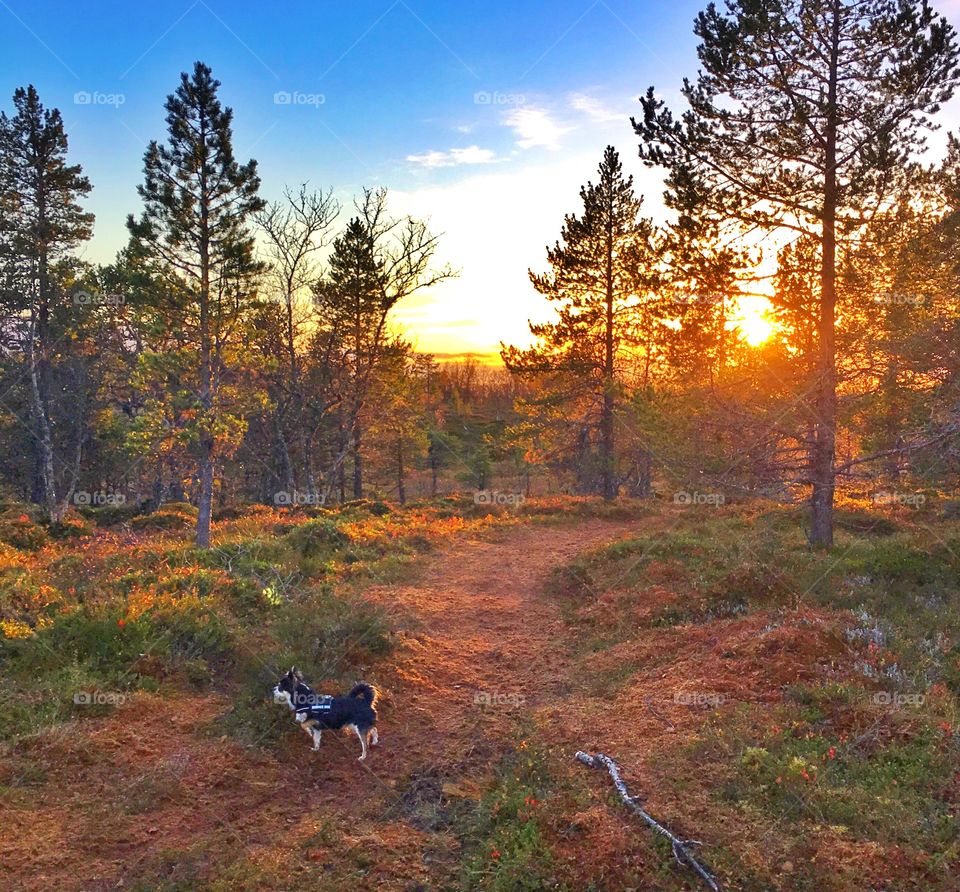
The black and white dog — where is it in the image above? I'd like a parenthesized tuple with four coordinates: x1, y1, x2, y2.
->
(272, 667, 380, 760)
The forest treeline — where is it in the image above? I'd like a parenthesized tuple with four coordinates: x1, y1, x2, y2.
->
(0, 64, 533, 547)
(3, 0, 960, 547)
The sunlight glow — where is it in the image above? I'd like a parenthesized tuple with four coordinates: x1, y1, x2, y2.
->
(732, 297, 775, 346)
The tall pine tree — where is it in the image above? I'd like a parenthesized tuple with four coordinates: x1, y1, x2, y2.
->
(0, 86, 93, 521)
(318, 216, 388, 499)
(128, 62, 264, 547)
(635, 0, 959, 544)
(502, 146, 662, 499)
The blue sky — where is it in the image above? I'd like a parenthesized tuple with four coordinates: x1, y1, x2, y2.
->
(2, 0, 958, 355)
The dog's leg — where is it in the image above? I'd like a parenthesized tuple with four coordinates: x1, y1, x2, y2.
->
(370, 727, 379, 746)
(351, 725, 368, 760)
(311, 728, 322, 751)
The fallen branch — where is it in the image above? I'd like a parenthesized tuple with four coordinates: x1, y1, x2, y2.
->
(643, 695, 676, 732)
(575, 751, 721, 892)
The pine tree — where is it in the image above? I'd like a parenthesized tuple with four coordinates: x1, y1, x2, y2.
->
(636, 0, 959, 544)
(0, 86, 93, 521)
(502, 146, 662, 500)
(316, 188, 452, 499)
(128, 61, 264, 547)
(319, 216, 387, 499)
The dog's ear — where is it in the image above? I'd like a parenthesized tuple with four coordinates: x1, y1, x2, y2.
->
(292, 666, 303, 681)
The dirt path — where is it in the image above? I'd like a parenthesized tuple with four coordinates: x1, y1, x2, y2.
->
(3, 518, 639, 892)
(363, 519, 638, 767)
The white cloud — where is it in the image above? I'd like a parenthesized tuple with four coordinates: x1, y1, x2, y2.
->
(406, 145, 500, 168)
(503, 106, 572, 150)
(569, 92, 623, 124)
(389, 151, 667, 356)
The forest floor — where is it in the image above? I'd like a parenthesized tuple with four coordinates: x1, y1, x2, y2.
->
(0, 497, 957, 890)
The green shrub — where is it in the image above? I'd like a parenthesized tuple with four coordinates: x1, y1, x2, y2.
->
(162, 501, 199, 518)
(0, 515, 48, 550)
(462, 747, 559, 891)
(864, 541, 955, 585)
(726, 720, 954, 847)
(1, 603, 233, 693)
(131, 508, 195, 532)
(48, 517, 93, 539)
(82, 502, 143, 527)
(834, 508, 900, 537)
(285, 518, 351, 556)
(340, 498, 392, 516)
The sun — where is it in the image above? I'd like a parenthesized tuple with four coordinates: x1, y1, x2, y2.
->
(732, 298, 775, 346)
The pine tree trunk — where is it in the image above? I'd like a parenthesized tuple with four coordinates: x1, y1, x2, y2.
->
(600, 207, 616, 501)
(31, 446, 44, 505)
(29, 340, 60, 522)
(196, 115, 214, 548)
(274, 409, 295, 497)
(29, 237, 63, 522)
(352, 417, 363, 499)
(396, 437, 406, 505)
(303, 433, 318, 504)
(337, 423, 346, 504)
(632, 448, 652, 498)
(811, 0, 840, 548)
(150, 463, 164, 512)
(196, 437, 214, 548)
(29, 237, 67, 523)
(169, 458, 186, 502)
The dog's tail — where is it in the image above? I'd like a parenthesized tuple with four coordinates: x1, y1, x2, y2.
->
(348, 682, 378, 707)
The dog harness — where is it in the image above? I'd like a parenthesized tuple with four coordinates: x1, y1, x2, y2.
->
(294, 694, 334, 723)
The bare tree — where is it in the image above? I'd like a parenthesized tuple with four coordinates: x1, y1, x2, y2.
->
(257, 184, 339, 499)
(318, 188, 455, 498)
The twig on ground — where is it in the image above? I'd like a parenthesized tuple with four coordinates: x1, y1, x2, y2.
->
(575, 750, 721, 892)
(643, 695, 676, 731)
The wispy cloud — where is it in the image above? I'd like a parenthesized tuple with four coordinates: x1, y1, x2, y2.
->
(406, 145, 501, 168)
(569, 92, 623, 124)
(503, 107, 571, 150)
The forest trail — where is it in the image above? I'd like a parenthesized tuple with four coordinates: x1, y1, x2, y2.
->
(2, 517, 645, 892)
(361, 518, 643, 767)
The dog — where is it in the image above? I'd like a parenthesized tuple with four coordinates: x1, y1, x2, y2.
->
(272, 667, 380, 760)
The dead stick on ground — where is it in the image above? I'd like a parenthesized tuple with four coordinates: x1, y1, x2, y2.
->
(575, 751, 721, 892)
